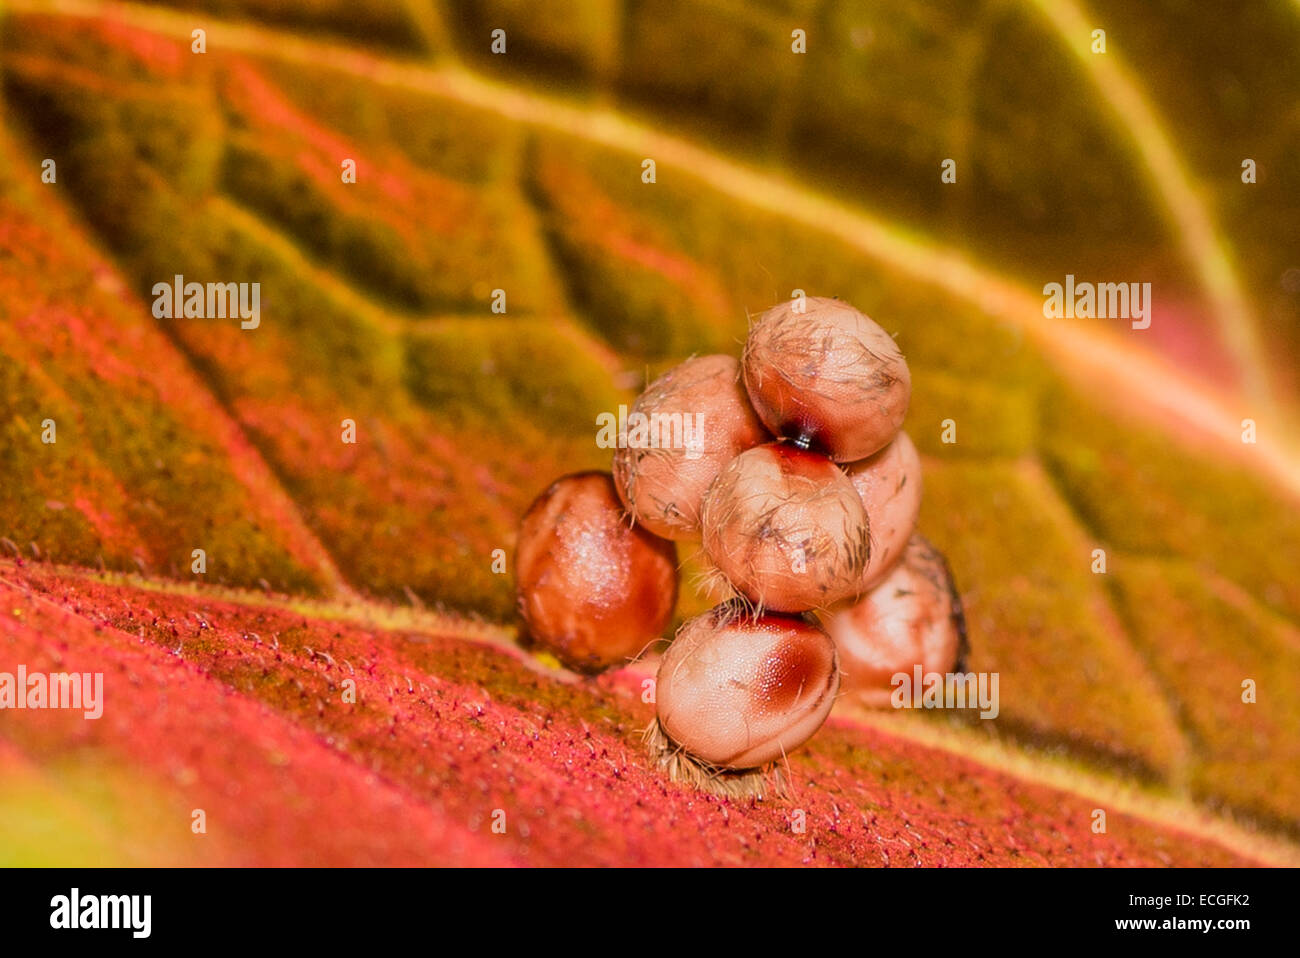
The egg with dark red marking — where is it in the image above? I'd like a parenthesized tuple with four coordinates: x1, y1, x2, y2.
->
(742, 296, 910, 462)
(701, 442, 869, 613)
(515, 472, 678, 673)
(655, 606, 840, 768)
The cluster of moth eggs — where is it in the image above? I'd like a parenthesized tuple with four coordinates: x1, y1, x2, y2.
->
(514, 296, 964, 797)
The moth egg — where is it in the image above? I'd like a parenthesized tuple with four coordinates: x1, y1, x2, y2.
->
(843, 430, 922, 592)
(818, 534, 965, 706)
(515, 471, 678, 673)
(655, 605, 840, 769)
(701, 441, 869, 613)
(612, 354, 769, 540)
(742, 296, 910, 462)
